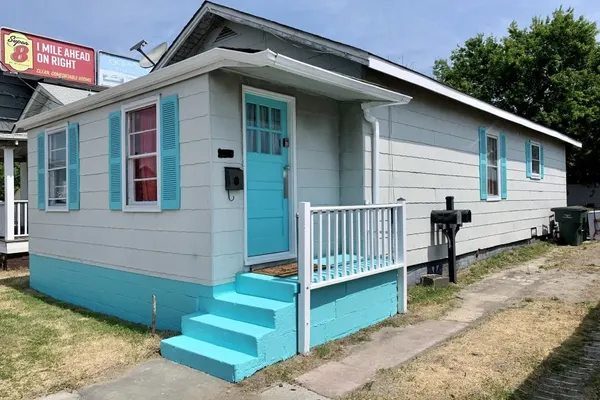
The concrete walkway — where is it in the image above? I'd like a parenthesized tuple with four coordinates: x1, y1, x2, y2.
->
(38, 359, 325, 400)
(295, 255, 565, 398)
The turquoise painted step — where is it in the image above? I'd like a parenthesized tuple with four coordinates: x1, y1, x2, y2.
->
(235, 273, 298, 302)
(161, 335, 263, 383)
(203, 292, 292, 328)
(182, 312, 273, 356)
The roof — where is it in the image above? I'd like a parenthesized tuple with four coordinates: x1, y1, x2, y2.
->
(154, 1, 582, 148)
(39, 83, 95, 104)
(15, 48, 411, 132)
(20, 83, 97, 121)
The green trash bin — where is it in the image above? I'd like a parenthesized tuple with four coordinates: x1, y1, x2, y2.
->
(551, 206, 589, 246)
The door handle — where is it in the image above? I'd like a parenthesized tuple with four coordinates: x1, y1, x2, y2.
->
(283, 166, 289, 199)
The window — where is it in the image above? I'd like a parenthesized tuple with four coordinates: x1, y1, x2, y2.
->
(46, 126, 68, 210)
(125, 103, 159, 207)
(531, 143, 541, 177)
(487, 136, 499, 197)
(245, 103, 283, 156)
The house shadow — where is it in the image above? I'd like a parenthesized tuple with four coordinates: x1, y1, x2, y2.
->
(509, 301, 600, 399)
(0, 273, 174, 339)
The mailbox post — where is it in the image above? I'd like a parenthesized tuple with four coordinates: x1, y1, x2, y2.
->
(430, 196, 472, 283)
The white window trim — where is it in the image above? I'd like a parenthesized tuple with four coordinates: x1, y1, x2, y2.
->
(45, 123, 69, 212)
(530, 141, 541, 180)
(121, 95, 161, 213)
(486, 134, 501, 202)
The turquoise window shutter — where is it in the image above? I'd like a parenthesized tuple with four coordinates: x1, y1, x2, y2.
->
(525, 140, 532, 178)
(108, 111, 122, 210)
(160, 94, 181, 210)
(540, 145, 545, 179)
(37, 132, 46, 210)
(500, 133, 507, 199)
(68, 123, 80, 210)
(478, 127, 487, 200)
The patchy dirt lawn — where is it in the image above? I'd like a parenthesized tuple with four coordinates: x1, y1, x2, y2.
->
(0, 270, 166, 400)
(346, 241, 600, 400)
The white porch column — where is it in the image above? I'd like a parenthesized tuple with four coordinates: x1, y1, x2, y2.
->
(4, 148, 14, 241)
(19, 162, 28, 200)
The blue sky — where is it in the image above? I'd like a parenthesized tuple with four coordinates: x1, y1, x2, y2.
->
(3, 0, 599, 74)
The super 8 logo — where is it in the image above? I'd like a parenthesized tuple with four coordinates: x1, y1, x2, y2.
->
(3, 31, 33, 72)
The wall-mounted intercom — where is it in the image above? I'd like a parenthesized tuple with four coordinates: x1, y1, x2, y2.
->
(224, 167, 243, 201)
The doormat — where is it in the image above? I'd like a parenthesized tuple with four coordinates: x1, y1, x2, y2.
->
(252, 262, 326, 278)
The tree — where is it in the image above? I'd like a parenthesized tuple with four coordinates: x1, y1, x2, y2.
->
(434, 8, 600, 185)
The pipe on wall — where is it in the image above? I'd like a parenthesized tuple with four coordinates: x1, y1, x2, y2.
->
(362, 100, 411, 205)
(363, 108, 380, 204)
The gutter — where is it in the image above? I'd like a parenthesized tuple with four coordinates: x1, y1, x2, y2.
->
(16, 48, 411, 132)
(362, 101, 411, 204)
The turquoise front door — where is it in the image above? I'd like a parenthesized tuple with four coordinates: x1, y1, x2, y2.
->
(245, 93, 289, 258)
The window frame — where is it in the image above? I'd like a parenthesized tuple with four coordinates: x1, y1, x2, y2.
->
(121, 96, 161, 213)
(530, 141, 541, 180)
(45, 123, 69, 212)
(486, 134, 501, 201)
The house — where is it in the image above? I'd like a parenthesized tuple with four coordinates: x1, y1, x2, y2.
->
(0, 83, 96, 257)
(15, 2, 581, 383)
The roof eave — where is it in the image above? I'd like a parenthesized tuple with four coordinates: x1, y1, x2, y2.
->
(154, 1, 369, 71)
(368, 56, 582, 148)
(16, 49, 411, 132)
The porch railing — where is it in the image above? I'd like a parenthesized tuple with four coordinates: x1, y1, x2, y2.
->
(14, 200, 29, 237)
(297, 201, 407, 354)
(0, 200, 29, 238)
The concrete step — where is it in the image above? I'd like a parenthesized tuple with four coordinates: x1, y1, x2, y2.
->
(204, 291, 294, 328)
(182, 312, 273, 356)
(160, 335, 263, 383)
(235, 273, 298, 302)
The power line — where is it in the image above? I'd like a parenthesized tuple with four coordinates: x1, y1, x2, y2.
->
(0, 60, 65, 112)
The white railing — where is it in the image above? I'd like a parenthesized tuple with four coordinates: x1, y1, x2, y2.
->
(297, 201, 407, 354)
(0, 200, 29, 238)
(14, 200, 28, 237)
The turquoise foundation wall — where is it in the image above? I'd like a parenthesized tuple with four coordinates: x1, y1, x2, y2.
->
(29, 254, 227, 331)
(310, 270, 398, 347)
(30, 254, 399, 376)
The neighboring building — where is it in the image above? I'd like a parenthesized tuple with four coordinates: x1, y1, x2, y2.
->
(15, 1, 581, 383)
(0, 83, 99, 256)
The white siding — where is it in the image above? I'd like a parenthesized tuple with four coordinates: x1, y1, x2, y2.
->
(208, 70, 340, 282)
(27, 75, 214, 284)
(363, 81, 567, 266)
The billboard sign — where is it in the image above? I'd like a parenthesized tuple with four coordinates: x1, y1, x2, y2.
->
(0, 28, 95, 84)
(97, 51, 148, 87)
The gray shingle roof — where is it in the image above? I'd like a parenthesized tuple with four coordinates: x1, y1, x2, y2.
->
(38, 83, 95, 105)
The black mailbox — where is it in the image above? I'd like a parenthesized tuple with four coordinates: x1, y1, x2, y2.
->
(224, 167, 244, 190)
(430, 196, 472, 283)
(431, 210, 472, 226)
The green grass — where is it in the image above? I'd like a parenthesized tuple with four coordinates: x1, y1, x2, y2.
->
(0, 272, 166, 400)
(459, 241, 554, 286)
(406, 242, 554, 309)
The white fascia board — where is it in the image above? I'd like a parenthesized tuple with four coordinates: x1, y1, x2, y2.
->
(369, 56, 582, 148)
(17, 49, 412, 132)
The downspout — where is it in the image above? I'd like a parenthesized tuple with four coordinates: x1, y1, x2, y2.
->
(363, 108, 380, 204)
(362, 100, 412, 204)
